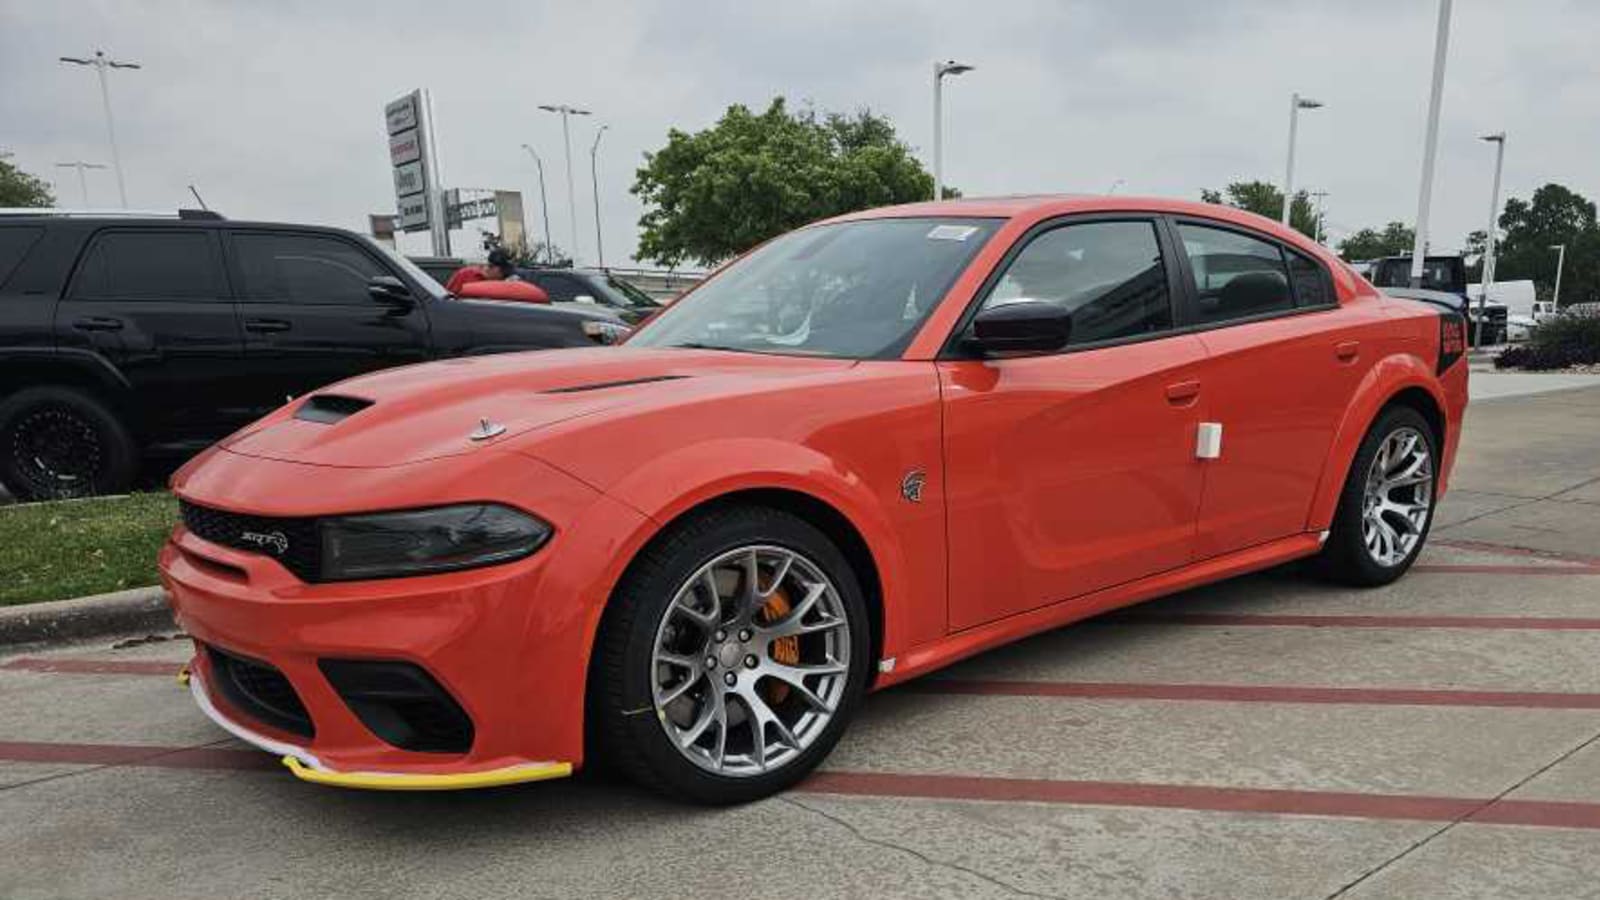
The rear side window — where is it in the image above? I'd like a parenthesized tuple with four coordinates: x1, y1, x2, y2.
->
(1287, 251, 1334, 307)
(233, 233, 386, 304)
(71, 230, 225, 300)
(982, 220, 1172, 345)
(1177, 223, 1293, 323)
(0, 226, 44, 290)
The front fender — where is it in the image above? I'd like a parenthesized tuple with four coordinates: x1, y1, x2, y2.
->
(1306, 353, 1450, 531)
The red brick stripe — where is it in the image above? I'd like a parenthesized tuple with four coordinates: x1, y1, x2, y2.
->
(1433, 538, 1600, 567)
(795, 771, 1600, 829)
(1105, 613, 1600, 630)
(902, 679, 1600, 710)
(1, 658, 182, 676)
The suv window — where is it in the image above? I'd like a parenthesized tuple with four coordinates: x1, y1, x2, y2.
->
(528, 272, 583, 302)
(1177, 223, 1292, 323)
(71, 230, 225, 300)
(234, 232, 385, 304)
(1287, 251, 1334, 307)
(0, 226, 44, 290)
(982, 220, 1172, 345)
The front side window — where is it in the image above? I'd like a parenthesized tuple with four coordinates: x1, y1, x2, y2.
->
(71, 230, 224, 300)
(630, 217, 1000, 359)
(1177, 223, 1293, 323)
(234, 233, 384, 305)
(981, 220, 1172, 345)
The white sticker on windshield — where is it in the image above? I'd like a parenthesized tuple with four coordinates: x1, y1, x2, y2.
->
(926, 224, 978, 242)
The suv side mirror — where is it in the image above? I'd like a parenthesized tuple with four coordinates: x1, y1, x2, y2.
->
(965, 300, 1072, 355)
(368, 275, 414, 308)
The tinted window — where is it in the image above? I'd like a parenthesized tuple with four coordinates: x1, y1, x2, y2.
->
(0, 226, 44, 290)
(1287, 251, 1333, 307)
(234, 233, 384, 304)
(982, 220, 1171, 345)
(1177, 224, 1292, 323)
(528, 273, 582, 301)
(72, 230, 224, 300)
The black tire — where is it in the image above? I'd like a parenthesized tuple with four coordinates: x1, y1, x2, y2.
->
(1310, 405, 1438, 586)
(590, 504, 871, 804)
(0, 386, 138, 501)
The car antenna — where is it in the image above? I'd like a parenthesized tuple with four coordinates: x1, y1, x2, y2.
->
(187, 184, 209, 210)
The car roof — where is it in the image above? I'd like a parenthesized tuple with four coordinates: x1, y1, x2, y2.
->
(826, 194, 1307, 238)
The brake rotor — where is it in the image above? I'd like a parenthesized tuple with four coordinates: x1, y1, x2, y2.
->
(758, 586, 800, 704)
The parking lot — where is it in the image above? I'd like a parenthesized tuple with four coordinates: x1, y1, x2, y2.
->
(2, 379, 1599, 900)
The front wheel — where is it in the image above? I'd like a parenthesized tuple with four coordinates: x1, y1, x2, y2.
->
(1311, 406, 1438, 586)
(0, 386, 138, 501)
(591, 505, 870, 804)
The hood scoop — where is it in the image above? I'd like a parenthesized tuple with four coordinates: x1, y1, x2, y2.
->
(293, 394, 374, 425)
(542, 374, 688, 394)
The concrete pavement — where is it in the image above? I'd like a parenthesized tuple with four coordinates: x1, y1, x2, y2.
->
(2, 384, 1599, 899)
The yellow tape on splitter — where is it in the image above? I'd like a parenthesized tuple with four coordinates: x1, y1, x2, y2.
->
(281, 756, 572, 791)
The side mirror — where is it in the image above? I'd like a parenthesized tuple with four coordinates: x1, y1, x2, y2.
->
(368, 275, 414, 307)
(965, 300, 1072, 355)
(457, 280, 551, 304)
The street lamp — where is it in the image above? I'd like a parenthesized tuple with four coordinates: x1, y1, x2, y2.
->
(1281, 92, 1323, 226)
(590, 125, 609, 269)
(1476, 131, 1506, 346)
(1408, 0, 1454, 287)
(55, 161, 107, 206)
(538, 103, 591, 265)
(59, 50, 140, 208)
(932, 60, 973, 202)
(520, 144, 555, 264)
(1550, 243, 1567, 310)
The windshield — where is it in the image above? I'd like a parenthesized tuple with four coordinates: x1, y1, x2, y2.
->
(606, 275, 662, 308)
(628, 217, 1000, 359)
(361, 236, 449, 301)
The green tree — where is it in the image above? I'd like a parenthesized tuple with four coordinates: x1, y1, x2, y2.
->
(632, 98, 939, 267)
(1199, 180, 1318, 239)
(1337, 221, 1415, 261)
(0, 159, 55, 207)
(1484, 183, 1600, 307)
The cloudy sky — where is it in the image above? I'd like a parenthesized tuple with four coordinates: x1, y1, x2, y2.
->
(3, 1, 1595, 268)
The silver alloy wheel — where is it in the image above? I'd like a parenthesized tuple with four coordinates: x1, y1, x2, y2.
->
(1361, 426, 1434, 567)
(649, 544, 851, 777)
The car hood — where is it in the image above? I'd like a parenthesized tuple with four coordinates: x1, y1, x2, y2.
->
(220, 346, 854, 468)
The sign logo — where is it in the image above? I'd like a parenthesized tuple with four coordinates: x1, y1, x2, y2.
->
(238, 530, 289, 556)
(900, 469, 926, 504)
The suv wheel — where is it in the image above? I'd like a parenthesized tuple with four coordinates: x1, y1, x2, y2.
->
(0, 387, 137, 501)
(592, 505, 871, 804)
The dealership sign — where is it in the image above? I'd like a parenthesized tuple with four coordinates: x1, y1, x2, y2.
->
(385, 91, 435, 234)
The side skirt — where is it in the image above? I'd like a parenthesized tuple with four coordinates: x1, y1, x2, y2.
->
(876, 532, 1324, 690)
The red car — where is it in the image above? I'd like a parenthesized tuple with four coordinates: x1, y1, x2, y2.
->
(161, 196, 1467, 803)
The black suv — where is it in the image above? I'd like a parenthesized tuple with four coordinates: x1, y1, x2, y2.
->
(0, 210, 626, 500)
(518, 267, 664, 324)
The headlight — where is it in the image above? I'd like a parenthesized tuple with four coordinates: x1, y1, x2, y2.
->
(582, 319, 631, 345)
(319, 504, 551, 581)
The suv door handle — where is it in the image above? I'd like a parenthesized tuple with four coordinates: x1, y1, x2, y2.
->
(1165, 380, 1202, 405)
(1335, 340, 1360, 362)
(244, 318, 292, 334)
(71, 316, 124, 332)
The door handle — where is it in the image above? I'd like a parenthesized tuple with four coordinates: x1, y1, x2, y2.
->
(71, 316, 124, 332)
(1335, 340, 1360, 362)
(244, 318, 293, 334)
(1165, 380, 1202, 405)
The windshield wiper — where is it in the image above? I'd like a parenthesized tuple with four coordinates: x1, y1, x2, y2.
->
(668, 341, 749, 352)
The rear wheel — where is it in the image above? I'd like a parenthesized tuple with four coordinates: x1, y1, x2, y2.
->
(592, 505, 870, 804)
(0, 386, 137, 501)
(1311, 406, 1438, 586)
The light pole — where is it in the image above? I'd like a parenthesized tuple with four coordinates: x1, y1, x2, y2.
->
(1550, 243, 1567, 310)
(59, 50, 140, 208)
(520, 144, 554, 264)
(1309, 190, 1330, 244)
(55, 161, 106, 206)
(1408, 0, 1454, 287)
(538, 104, 591, 265)
(932, 60, 973, 202)
(1281, 92, 1323, 226)
(589, 124, 609, 269)
(1476, 131, 1506, 347)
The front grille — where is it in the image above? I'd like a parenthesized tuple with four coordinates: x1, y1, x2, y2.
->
(180, 500, 321, 582)
(206, 645, 315, 738)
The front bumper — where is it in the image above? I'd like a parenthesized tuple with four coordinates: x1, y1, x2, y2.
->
(160, 448, 652, 788)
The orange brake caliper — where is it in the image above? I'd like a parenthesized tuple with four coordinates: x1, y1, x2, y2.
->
(759, 587, 800, 703)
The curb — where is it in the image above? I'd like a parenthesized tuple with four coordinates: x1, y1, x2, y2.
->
(0, 586, 176, 648)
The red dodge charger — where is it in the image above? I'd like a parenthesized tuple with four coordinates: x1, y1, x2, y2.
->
(161, 196, 1468, 803)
